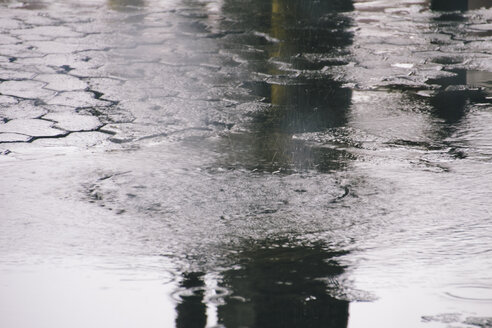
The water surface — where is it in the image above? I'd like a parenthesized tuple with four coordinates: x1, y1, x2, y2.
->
(0, 0, 491, 327)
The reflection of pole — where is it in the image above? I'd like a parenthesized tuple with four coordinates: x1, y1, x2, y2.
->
(217, 243, 350, 328)
(271, 0, 287, 52)
(270, 0, 288, 106)
(242, 0, 353, 171)
(269, 0, 290, 106)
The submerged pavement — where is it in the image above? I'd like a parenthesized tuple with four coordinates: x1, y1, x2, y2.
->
(1, 0, 492, 327)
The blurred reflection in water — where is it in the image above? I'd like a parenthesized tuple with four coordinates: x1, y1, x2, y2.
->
(268, 0, 353, 59)
(217, 241, 349, 328)
(249, 80, 351, 133)
(235, 79, 354, 172)
(174, 241, 349, 328)
(218, 0, 354, 173)
(424, 7, 492, 141)
(175, 273, 208, 328)
(427, 70, 492, 125)
(107, 0, 145, 12)
(431, 0, 491, 11)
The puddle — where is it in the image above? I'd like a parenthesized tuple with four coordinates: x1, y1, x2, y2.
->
(1, 0, 492, 327)
(424, 69, 492, 123)
(427, 70, 492, 91)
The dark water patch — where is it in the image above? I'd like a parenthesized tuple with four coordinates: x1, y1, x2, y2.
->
(58, 65, 74, 73)
(431, 0, 491, 25)
(241, 80, 272, 103)
(431, 0, 468, 12)
(467, 0, 492, 9)
(218, 0, 354, 75)
(430, 89, 486, 123)
(215, 239, 350, 328)
(431, 56, 463, 65)
(90, 89, 105, 100)
(447, 147, 467, 159)
(226, 76, 355, 173)
(430, 0, 491, 11)
(433, 12, 466, 22)
(469, 29, 492, 37)
(170, 239, 354, 327)
(246, 79, 352, 133)
(174, 272, 208, 328)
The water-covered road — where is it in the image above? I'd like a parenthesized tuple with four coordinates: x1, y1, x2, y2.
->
(1, 0, 491, 327)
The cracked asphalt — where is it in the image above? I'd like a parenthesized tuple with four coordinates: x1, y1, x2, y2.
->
(0, 6, 119, 143)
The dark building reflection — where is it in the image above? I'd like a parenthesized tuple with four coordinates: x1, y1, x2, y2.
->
(427, 70, 491, 125)
(174, 3, 354, 323)
(217, 240, 349, 328)
(173, 241, 350, 328)
(175, 272, 208, 328)
(218, 0, 355, 173)
(426, 1, 492, 140)
(431, 0, 491, 11)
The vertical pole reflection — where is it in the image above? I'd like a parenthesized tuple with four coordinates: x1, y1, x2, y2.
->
(175, 272, 207, 328)
(265, 0, 354, 172)
(217, 241, 349, 328)
(220, 0, 355, 172)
